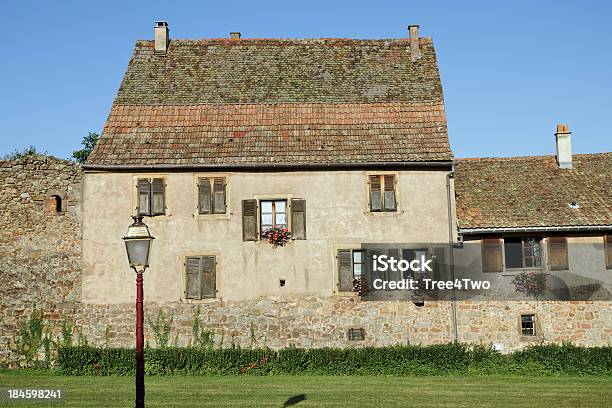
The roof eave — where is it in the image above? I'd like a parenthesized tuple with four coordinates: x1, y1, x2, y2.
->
(82, 160, 453, 172)
(459, 225, 612, 235)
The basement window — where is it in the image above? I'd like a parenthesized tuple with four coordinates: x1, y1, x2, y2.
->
(520, 314, 536, 336)
(347, 328, 365, 341)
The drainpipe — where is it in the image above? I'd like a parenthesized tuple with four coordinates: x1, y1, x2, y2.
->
(446, 166, 459, 342)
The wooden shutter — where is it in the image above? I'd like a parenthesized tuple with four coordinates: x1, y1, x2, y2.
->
(185, 257, 201, 299)
(605, 235, 612, 270)
(482, 238, 503, 272)
(198, 178, 212, 214)
(290, 199, 306, 240)
(338, 250, 353, 292)
(369, 175, 382, 211)
(137, 178, 151, 216)
(151, 178, 165, 215)
(242, 199, 258, 241)
(383, 175, 397, 211)
(201, 256, 216, 298)
(212, 178, 226, 214)
(548, 237, 568, 271)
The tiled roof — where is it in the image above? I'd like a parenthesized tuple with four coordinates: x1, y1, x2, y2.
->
(455, 153, 612, 230)
(87, 37, 452, 167)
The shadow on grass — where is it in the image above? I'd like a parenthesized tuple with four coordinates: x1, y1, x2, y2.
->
(283, 393, 306, 407)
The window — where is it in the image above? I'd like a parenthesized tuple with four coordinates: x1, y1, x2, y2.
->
(548, 237, 569, 271)
(137, 178, 165, 216)
(347, 328, 365, 341)
(260, 200, 287, 235)
(504, 237, 542, 269)
(520, 314, 536, 336)
(337, 249, 365, 292)
(369, 174, 397, 212)
(605, 235, 612, 270)
(198, 177, 226, 214)
(185, 255, 217, 300)
(241, 198, 307, 242)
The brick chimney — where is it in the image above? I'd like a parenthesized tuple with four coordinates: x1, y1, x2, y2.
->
(408, 25, 421, 61)
(154, 21, 169, 55)
(555, 124, 573, 169)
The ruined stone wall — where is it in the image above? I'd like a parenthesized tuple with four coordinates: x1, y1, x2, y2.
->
(1, 156, 610, 367)
(0, 155, 82, 365)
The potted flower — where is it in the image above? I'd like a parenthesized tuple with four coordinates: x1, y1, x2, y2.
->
(261, 225, 293, 248)
(512, 271, 547, 298)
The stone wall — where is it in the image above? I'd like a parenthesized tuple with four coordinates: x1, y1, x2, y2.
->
(1, 155, 611, 367)
(0, 155, 82, 365)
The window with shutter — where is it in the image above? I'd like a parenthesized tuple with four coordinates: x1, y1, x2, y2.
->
(198, 178, 212, 214)
(338, 249, 353, 292)
(482, 238, 503, 272)
(242, 199, 258, 241)
(260, 200, 287, 236)
(548, 237, 569, 271)
(605, 235, 612, 270)
(185, 255, 217, 300)
(212, 178, 226, 214)
(151, 178, 165, 215)
(369, 174, 397, 212)
(290, 199, 306, 240)
(137, 179, 151, 216)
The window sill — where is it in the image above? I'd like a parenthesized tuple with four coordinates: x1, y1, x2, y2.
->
(365, 210, 403, 216)
(502, 268, 548, 276)
(181, 297, 220, 304)
(193, 212, 232, 220)
(334, 291, 358, 297)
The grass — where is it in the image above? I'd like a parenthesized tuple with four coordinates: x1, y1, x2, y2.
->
(0, 370, 611, 407)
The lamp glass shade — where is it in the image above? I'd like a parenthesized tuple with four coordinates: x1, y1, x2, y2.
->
(125, 238, 151, 268)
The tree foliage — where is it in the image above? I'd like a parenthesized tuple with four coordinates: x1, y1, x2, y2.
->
(72, 132, 100, 163)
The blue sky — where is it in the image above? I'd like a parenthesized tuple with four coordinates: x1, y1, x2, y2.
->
(1, 1, 611, 159)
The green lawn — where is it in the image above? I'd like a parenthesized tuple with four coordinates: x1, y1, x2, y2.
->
(0, 370, 611, 407)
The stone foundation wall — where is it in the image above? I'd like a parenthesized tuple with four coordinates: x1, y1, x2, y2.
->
(1, 155, 611, 367)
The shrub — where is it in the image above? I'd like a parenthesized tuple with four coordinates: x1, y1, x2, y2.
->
(56, 342, 612, 376)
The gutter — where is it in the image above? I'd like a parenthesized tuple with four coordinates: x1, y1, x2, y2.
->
(82, 161, 454, 172)
(459, 225, 612, 235)
(445, 165, 458, 343)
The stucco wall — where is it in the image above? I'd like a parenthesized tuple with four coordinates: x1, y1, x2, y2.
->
(81, 170, 453, 303)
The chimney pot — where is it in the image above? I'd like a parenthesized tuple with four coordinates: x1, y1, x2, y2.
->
(154, 21, 169, 55)
(408, 24, 421, 61)
(555, 123, 573, 169)
(230, 32, 241, 39)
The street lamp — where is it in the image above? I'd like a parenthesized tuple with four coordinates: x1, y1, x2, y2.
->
(123, 216, 154, 408)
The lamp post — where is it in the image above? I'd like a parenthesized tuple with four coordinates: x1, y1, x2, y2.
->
(123, 216, 154, 408)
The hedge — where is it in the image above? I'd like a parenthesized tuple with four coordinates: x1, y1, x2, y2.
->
(56, 343, 612, 376)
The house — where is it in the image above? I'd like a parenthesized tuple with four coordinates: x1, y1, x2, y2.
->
(2, 23, 607, 358)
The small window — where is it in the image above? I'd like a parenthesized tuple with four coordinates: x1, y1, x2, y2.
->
(198, 177, 227, 214)
(46, 195, 64, 214)
(185, 255, 217, 300)
(504, 237, 541, 269)
(520, 314, 536, 336)
(260, 200, 287, 235)
(369, 174, 397, 212)
(605, 235, 612, 270)
(137, 178, 165, 216)
(347, 328, 365, 341)
(338, 249, 365, 292)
